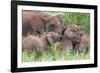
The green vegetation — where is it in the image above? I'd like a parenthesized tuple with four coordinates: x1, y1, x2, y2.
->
(22, 43, 90, 62)
(63, 12, 90, 34)
(22, 12, 90, 62)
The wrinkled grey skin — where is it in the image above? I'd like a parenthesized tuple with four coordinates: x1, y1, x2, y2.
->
(22, 10, 63, 36)
(45, 15, 63, 34)
(22, 32, 62, 54)
(22, 10, 49, 36)
(64, 30, 83, 44)
(58, 36, 73, 53)
(62, 25, 83, 44)
(62, 24, 83, 53)
(75, 34, 90, 54)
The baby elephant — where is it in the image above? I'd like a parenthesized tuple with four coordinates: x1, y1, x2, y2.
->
(22, 32, 62, 54)
(58, 36, 73, 53)
(75, 34, 90, 54)
(61, 24, 83, 53)
(62, 24, 83, 44)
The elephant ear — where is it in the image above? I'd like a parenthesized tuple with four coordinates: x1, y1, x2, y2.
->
(62, 25, 68, 35)
(56, 14, 64, 25)
(46, 35, 54, 46)
(41, 16, 49, 24)
(41, 17, 48, 32)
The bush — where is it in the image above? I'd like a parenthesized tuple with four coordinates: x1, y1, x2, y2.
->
(63, 12, 90, 34)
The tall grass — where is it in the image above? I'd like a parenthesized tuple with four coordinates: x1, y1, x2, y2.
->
(22, 43, 90, 62)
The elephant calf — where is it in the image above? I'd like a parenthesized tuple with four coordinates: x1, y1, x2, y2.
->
(22, 32, 62, 54)
(58, 36, 73, 53)
(59, 24, 83, 53)
(75, 34, 90, 53)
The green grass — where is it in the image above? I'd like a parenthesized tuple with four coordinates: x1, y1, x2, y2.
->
(22, 12, 90, 62)
(22, 43, 90, 62)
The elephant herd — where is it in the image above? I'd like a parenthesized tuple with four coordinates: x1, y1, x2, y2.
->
(22, 10, 90, 55)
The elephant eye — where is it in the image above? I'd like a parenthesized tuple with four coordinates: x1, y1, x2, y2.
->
(77, 28, 80, 31)
(50, 24, 56, 28)
(71, 29, 76, 32)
